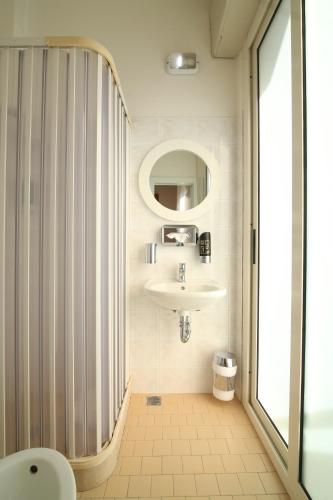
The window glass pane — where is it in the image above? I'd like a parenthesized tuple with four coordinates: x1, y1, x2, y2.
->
(257, 0, 291, 444)
(302, 0, 333, 497)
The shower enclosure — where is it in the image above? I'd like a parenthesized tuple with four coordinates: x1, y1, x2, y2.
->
(0, 39, 129, 462)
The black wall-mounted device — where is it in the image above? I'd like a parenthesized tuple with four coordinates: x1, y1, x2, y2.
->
(199, 232, 211, 263)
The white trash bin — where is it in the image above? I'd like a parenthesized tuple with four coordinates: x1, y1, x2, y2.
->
(212, 351, 237, 401)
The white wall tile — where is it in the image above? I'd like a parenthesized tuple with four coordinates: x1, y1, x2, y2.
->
(128, 117, 242, 395)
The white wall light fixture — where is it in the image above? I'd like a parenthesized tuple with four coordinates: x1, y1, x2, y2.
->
(166, 52, 199, 74)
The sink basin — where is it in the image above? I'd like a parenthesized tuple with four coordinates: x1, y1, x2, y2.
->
(144, 279, 226, 312)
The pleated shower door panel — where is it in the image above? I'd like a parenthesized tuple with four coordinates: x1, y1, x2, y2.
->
(0, 45, 128, 459)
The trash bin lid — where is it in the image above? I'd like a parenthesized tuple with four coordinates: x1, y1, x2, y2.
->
(213, 351, 237, 368)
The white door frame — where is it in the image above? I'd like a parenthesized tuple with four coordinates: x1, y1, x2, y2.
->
(241, 1, 308, 498)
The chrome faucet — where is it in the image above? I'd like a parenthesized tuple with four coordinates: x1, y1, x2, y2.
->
(178, 263, 186, 283)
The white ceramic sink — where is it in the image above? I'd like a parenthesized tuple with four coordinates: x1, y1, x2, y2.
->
(144, 279, 226, 312)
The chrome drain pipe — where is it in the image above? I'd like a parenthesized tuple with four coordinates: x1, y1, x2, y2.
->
(179, 313, 191, 343)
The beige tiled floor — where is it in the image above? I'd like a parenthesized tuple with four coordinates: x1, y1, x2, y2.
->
(77, 394, 289, 500)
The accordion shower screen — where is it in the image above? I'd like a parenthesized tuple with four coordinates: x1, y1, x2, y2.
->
(0, 42, 129, 459)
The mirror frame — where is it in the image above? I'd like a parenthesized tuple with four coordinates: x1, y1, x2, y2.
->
(138, 139, 221, 221)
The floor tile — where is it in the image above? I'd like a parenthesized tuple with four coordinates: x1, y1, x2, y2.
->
(139, 497, 159, 500)
(186, 497, 208, 500)
(259, 472, 286, 494)
(203, 416, 221, 426)
(187, 414, 204, 425)
(238, 472, 265, 494)
(172, 439, 191, 455)
(120, 441, 135, 457)
(133, 440, 153, 457)
(255, 495, 280, 499)
(120, 457, 142, 475)
(163, 426, 180, 439)
(128, 406, 146, 417)
(155, 414, 171, 426)
(130, 395, 145, 407)
(195, 473, 220, 495)
(190, 439, 210, 455)
(244, 438, 265, 454)
(141, 456, 162, 475)
(241, 454, 266, 472)
(162, 455, 183, 474)
(214, 425, 232, 438)
(105, 476, 129, 497)
(216, 473, 242, 495)
(114, 497, 138, 500)
(170, 414, 187, 426)
(180, 425, 197, 439)
(226, 438, 248, 454)
(178, 403, 193, 413)
(233, 496, 256, 500)
(218, 413, 236, 425)
(162, 394, 182, 404)
(127, 475, 151, 498)
(209, 496, 232, 500)
(233, 412, 252, 425)
(182, 455, 204, 473)
(148, 406, 162, 415)
(230, 424, 257, 438)
(222, 454, 245, 473)
(126, 415, 139, 427)
(202, 454, 224, 473)
(151, 474, 173, 496)
(153, 439, 172, 456)
(162, 403, 178, 414)
(208, 438, 228, 454)
(138, 415, 155, 426)
(196, 425, 215, 438)
(193, 405, 209, 415)
(145, 426, 163, 440)
(173, 474, 197, 496)
(260, 454, 275, 472)
(162, 497, 185, 500)
(124, 427, 146, 441)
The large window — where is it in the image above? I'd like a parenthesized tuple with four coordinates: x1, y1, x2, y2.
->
(256, 0, 292, 445)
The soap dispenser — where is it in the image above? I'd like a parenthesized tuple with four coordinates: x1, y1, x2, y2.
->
(199, 232, 211, 263)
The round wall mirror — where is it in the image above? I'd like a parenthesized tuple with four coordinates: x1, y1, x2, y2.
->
(150, 150, 210, 211)
(139, 140, 220, 221)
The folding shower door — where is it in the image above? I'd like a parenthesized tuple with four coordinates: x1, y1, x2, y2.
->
(0, 41, 129, 459)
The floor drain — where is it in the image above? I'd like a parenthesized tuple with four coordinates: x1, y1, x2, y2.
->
(146, 396, 161, 406)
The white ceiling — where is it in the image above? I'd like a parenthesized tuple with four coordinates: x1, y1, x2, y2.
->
(210, 0, 262, 57)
